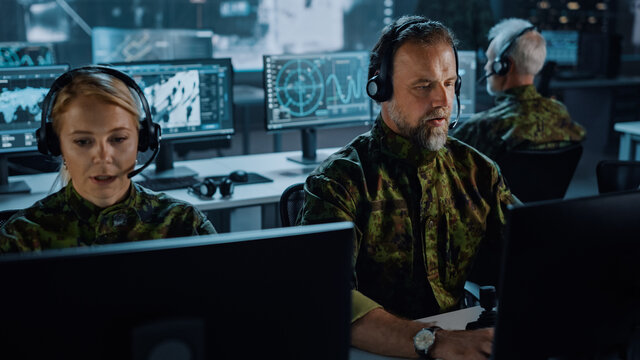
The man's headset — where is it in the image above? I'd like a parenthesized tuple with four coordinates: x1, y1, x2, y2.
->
(36, 65, 161, 179)
(366, 18, 462, 128)
(478, 25, 537, 83)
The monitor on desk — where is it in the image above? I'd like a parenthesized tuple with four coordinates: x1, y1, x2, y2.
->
(541, 30, 580, 67)
(0, 64, 69, 195)
(111, 59, 235, 180)
(263, 51, 372, 164)
(0, 222, 353, 360)
(454, 50, 476, 122)
(493, 191, 640, 359)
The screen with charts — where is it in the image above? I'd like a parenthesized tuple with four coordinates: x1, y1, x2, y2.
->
(263, 51, 371, 131)
(0, 64, 69, 194)
(92, 27, 214, 64)
(541, 30, 579, 67)
(0, 64, 69, 154)
(0, 42, 56, 68)
(112, 59, 234, 180)
(111, 59, 234, 141)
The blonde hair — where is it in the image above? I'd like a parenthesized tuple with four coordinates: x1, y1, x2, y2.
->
(50, 71, 142, 188)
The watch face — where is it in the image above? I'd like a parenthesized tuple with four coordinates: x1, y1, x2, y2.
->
(414, 328, 435, 352)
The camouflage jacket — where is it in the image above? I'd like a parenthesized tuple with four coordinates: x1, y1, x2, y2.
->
(0, 182, 216, 253)
(451, 85, 586, 161)
(299, 116, 516, 321)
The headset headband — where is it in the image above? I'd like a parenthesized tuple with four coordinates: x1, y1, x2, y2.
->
(497, 26, 536, 61)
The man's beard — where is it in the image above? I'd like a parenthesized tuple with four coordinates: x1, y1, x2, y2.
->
(388, 98, 450, 151)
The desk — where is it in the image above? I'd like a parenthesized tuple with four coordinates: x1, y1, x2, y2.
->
(0, 148, 340, 232)
(349, 306, 483, 360)
(614, 121, 640, 160)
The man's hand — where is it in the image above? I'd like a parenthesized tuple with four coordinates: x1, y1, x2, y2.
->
(351, 308, 494, 359)
(430, 327, 494, 360)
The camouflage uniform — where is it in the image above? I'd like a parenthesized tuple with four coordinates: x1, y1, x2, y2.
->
(451, 85, 586, 161)
(0, 182, 216, 253)
(299, 116, 516, 322)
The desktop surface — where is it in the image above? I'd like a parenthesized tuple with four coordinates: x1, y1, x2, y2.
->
(0, 222, 354, 360)
(494, 191, 640, 359)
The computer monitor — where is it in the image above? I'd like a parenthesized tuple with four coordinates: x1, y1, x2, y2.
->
(111, 59, 234, 180)
(263, 51, 372, 164)
(0, 64, 69, 195)
(493, 191, 640, 359)
(455, 50, 477, 120)
(0, 221, 353, 360)
(0, 42, 56, 67)
(92, 27, 214, 64)
(541, 30, 580, 67)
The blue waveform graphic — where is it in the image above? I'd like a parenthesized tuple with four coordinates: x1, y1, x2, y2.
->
(325, 67, 365, 105)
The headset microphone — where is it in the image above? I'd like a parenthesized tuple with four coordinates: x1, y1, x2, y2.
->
(477, 70, 495, 84)
(127, 145, 160, 179)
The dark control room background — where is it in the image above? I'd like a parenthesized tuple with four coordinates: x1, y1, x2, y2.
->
(2, 0, 640, 199)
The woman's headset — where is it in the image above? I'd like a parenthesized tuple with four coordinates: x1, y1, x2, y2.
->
(366, 18, 462, 127)
(35, 65, 161, 179)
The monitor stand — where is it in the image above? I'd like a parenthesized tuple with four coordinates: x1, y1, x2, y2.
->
(287, 128, 329, 165)
(0, 156, 30, 195)
(141, 142, 197, 180)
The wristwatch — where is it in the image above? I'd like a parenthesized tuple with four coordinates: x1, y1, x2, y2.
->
(413, 326, 440, 359)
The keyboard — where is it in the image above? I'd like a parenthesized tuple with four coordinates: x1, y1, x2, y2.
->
(136, 176, 200, 192)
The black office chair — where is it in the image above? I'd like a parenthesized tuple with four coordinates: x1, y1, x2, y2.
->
(0, 209, 20, 228)
(596, 160, 640, 194)
(279, 183, 305, 227)
(496, 143, 583, 202)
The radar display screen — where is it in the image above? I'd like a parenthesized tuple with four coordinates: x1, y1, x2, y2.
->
(263, 51, 371, 130)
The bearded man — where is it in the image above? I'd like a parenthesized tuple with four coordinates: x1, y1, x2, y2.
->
(298, 16, 518, 359)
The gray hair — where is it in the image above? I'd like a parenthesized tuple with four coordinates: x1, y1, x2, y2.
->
(488, 18, 546, 76)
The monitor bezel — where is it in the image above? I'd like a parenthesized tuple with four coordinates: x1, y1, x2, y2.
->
(0, 221, 354, 360)
(493, 190, 640, 359)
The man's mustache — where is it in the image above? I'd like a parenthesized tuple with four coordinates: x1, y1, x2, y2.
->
(420, 108, 451, 122)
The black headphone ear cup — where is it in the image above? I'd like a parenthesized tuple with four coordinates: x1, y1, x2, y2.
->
(455, 75, 462, 96)
(192, 179, 217, 198)
(219, 178, 234, 197)
(367, 75, 386, 102)
(149, 122, 161, 151)
(367, 75, 392, 103)
(45, 122, 61, 156)
(137, 120, 148, 152)
(137, 118, 160, 152)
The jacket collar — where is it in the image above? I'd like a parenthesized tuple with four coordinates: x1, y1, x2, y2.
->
(494, 84, 540, 104)
(65, 181, 137, 223)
